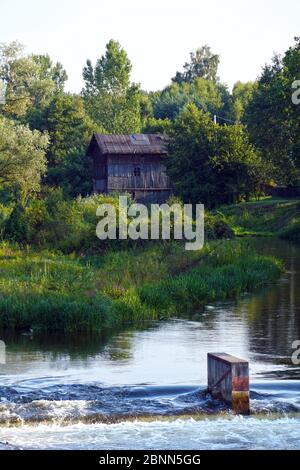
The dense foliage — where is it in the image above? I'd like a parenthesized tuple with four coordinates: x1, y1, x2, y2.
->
(0, 38, 291, 333)
(0, 37, 299, 247)
(0, 115, 48, 203)
(167, 104, 265, 207)
(245, 37, 300, 184)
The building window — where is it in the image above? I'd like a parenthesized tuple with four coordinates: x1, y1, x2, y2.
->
(134, 167, 141, 177)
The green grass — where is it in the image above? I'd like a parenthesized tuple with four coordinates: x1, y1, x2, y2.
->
(0, 240, 283, 333)
(279, 220, 300, 242)
(217, 197, 300, 237)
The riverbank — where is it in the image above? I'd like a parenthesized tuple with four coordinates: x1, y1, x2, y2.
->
(0, 237, 299, 451)
(217, 197, 300, 238)
(0, 240, 282, 333)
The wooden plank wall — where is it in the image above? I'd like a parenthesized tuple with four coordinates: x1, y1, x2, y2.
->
(107, 155, 170, 191)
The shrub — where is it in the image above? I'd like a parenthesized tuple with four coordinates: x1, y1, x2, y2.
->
(4, 190, 233, 252)
(0, 203, 13, 239)
(205, 212, 234, 240)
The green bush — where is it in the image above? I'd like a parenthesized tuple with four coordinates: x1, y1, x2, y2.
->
(4, 190, 233, 252)
(0, 203, 13, 239)
(4, 190, 133, 252)
(205, 212, 234, 239)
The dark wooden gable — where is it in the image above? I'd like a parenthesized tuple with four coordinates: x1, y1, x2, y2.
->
(88, 133, 171, 203)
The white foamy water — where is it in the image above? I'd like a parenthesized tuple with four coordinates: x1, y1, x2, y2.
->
(0, 417, 300, 450)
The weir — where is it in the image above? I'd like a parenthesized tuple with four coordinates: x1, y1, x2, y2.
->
(207, 353, 250, 414)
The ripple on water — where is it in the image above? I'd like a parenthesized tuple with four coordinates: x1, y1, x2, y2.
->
(0, 381, 300, 427)
(0, 416, 300, 450)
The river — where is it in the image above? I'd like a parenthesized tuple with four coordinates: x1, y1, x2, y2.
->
(0, 239, 299, 450)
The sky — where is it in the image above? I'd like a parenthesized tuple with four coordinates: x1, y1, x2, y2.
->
(1, 0, 300, 92)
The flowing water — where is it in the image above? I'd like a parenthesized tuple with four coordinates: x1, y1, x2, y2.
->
(0, 239, 300, 450)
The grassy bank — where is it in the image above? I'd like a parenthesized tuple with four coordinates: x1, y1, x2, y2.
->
(217, 197, 300, 238)
(279, 220, 300, 242)
(0, 241, 283, 333)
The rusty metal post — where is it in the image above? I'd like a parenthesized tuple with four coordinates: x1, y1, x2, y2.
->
(207, 353, 250, 414)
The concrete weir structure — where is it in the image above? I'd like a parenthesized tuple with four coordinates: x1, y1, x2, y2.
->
(207, 353, 250, 414)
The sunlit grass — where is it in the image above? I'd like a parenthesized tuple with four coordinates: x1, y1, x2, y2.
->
(0, 241, 283, 333)
(217, 198, 300, 237)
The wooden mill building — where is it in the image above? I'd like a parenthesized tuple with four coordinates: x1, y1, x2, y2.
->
(87, 134, 171, 203)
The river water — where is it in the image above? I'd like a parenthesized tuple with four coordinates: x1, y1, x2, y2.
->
(0, 239, 299, 450)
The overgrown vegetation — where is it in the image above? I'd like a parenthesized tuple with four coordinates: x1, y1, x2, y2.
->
(0, 192, 233, 252)
(279, 220, 300, 242)
(217, 198, 300, 237)
(1, 37, 300, 204)
(0, 36, 297, 334)
(167, 104, 265, 207)
(0, 241, 282, 332)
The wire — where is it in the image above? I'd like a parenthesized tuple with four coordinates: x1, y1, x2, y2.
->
(214, 114, 237, 124)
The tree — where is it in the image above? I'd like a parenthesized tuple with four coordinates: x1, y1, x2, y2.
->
(142, 117, 172, 134)
(231, 81, 257, 122)
(211, 123, 267, 203)
(33, 93, 102, 196)
(0, 41, 67, 119)
(83, 39, 131, 96)
(167, 104, 265, 207)
(172, 45, 219, 84)
(245, 37, 300, 184)
(33, 54, 67, 92)
(42, 94, 97, 165)
(82, 39, 141, 133)
(0, 116, 48, 203)
(139, 91, 154, 126)
(152, 77, 224, 121)
(84, 85, 141, 134)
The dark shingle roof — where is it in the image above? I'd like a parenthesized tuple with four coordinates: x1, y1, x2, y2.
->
(92, 134, 168, 155)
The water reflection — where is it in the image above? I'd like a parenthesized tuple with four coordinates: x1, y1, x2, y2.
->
(0, 239, 299, 387)
(243, 239, 300, 372)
